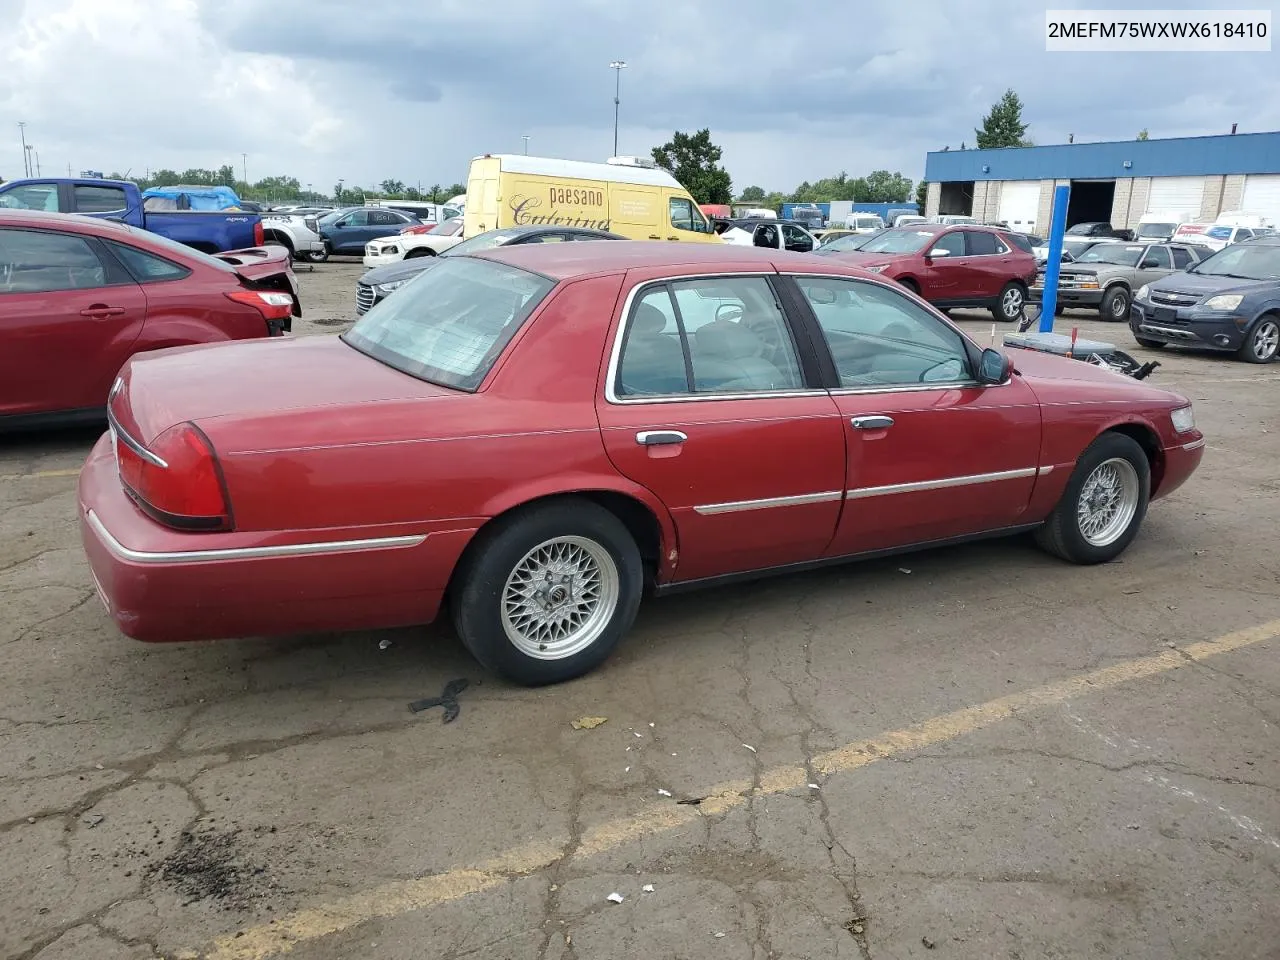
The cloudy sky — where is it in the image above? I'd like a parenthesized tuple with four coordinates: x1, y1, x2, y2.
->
(2, 0, 1277, 196)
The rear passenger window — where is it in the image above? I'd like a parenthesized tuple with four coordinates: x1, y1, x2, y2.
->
(0, 228, 108, 293)
(1170, 246, 1192, 269)
(107, 242, 191, 281)
(964, 231, 999, 255)
(74, 184, 128, 213)
(615, 277, 804, 398)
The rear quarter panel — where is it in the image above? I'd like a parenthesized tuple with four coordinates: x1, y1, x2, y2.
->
(143, 212, 259, 252)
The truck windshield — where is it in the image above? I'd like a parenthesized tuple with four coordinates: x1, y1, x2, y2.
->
(1137, 223, 1176, 239)
(342, 257, 555, 391)
(1076, 245, 1144, 266)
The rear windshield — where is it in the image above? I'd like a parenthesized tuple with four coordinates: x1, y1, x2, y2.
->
(342, 256, 555, 391)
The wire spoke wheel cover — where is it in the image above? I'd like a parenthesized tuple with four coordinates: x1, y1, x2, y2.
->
(500, 536, 620, 660)
(1075, 456, 1141, 547)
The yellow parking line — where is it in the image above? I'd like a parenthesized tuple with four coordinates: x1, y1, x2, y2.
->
(0, 467, 81, 481)
(201, 617, 1280, 960)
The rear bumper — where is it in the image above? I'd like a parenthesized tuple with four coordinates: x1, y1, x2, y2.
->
(77, 434, 474, 643)
(1128, 303, 1246, 350)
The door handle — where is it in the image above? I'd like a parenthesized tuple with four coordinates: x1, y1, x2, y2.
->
(636, 430, 688, 446)
(850, 415, 894, 430)
(80, 305, 126, 319)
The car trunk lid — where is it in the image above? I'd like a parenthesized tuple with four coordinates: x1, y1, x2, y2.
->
(216, 245, 301, 315)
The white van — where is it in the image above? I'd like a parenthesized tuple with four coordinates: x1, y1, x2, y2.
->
(893, 214, 929, 228)
(844, 213, 885, 233)
(1134, 210, 1196, 243)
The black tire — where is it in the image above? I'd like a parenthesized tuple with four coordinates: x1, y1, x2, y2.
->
(452, 500, 644, 685)
(1034, 432, 1151, 565)
(1055, 304, 1066, 317)
(304, 249, 329, 263)
(1238, 315, 1280, 363)
(1099, 286, 1131, 323)
(898, 278, 920, 296)
(992, 282, 1026, 323)
(405, 248, 437, 258)
(1134, 336, 1166, 349)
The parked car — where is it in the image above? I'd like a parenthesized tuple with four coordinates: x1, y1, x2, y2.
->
(812, 231, 882, 254)
(365, 200, 462, 227)
(1134, 210, 1196, 244)
(318, 206, 420, 256)
(0, 178, 263, 253)
(844, 213, 885, 233)
(363, 217, 465, 268)
(790, 204, 825, 229)
(261, 212, 328, 263)
(79, 242, 1204, 684)
(1067, 221, 1124, 239)
(1, 210, 297, 429)
(719, 219, 817, 252)
(1130, 234, 1280, 362)
(812, 228, 858, 245)
(1033, 242, 1211, 322)
(1031, 236, 1120, 264)
(821, 224, 1038, 321)
(355, 224, 624, 315)
(893, 214, 929, 228)
(929, 215, 977, 226)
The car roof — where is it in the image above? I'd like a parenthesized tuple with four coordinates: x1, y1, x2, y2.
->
(0, 208, 134, 236)
(474, 239, 849, 281)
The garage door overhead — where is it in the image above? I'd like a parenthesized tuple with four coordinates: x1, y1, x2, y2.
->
(998, 182, 1041, 233)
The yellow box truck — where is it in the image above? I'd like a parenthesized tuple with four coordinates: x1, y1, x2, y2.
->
(464, 154, 720, 243)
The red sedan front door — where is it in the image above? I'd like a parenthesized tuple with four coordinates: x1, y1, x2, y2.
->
(0, 226, 147, 417)
(596, 273, 847, 583)
(787, 274, 1043, 555)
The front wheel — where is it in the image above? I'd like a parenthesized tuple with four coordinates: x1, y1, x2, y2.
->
(1100, 286, 1131, 323)
(452, 500, 644, 685)
(1238, 315, 1280, 363)
(993, 282, 1025, 323)
(1035, 433, 1150, 564)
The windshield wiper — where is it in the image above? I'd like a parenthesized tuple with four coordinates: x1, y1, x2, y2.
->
(1208, 272, 1263, 281)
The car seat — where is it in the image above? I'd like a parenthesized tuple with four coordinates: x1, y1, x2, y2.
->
(618, 302, 688, 395)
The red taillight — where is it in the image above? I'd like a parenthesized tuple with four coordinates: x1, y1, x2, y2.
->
(400, 223, 435, 235)
(253, 221, 265, 246)
(116, 422, 231, 531)
(225, 289, 294, 321)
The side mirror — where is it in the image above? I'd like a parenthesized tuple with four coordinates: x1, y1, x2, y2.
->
(928, 247, 951, 258)
(977, 348, 1011, 385)
(334, 220, 347, 228)
(1140, 259, 1159, 268)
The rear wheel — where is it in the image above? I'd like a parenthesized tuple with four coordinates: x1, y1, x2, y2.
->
(1100, 286, 1131, 322)
(1035, 433, 1150, 564)
(1238, 315, 1280, 363)
(993, 282, 1025, 323)
(452, 500, 643, 686)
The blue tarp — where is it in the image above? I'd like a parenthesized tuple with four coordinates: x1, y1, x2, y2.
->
(141, 184, 243, 211)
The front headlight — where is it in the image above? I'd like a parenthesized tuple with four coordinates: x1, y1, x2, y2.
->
(375, 279, 407, 294)
(1135, 284, 1149, 301)
(1170, 405, 1195, 433)
(1204, 294, 1244, 311)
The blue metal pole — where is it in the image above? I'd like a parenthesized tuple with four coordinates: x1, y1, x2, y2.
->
(1039, 184, 1071, 332)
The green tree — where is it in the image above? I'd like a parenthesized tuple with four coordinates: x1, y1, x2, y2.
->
(974, 88, 1031, 149)
(216, 164, 236, 187)
(915, 179, 928, 210)
(1137, 128, 1149, 140)
(150, 168, 180, 187)
(403, 186, 423, 201)
(738, 185, 766, 202)
(862, 170, 913, 202)
(380, 179, 406, 196)
(446, 183, 466, 198)
(333, 182, 344, 204)
(651, 128, 733, 204)
(180, 168, 217, 185)
(424, 183, 445, 203)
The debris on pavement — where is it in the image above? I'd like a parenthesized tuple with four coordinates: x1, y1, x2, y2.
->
(676, 796, 706, 806)
(378, 637, 392, 650)
(713, 932, 726, 938)
(922, 936, 936, 949)
(898, 567, 912, 574)
(606, 892, 625, 904)
(408, 678, 470, 722)
(742, 743, 757, 753)
(642, 883, 655, 893)
(82, 813, 104, 828)
(807, 783, 820, 790)
(571, 716, 608, 730)
(657, 788, 672, 797)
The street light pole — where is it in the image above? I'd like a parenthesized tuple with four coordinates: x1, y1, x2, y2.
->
(241, 153, 248, 186)
(609, 60, 627, 156)
(18, 121, 28, 177)
(522, 135, 530, 155)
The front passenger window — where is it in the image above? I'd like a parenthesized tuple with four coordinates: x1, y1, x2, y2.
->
(795, 277, 972, 388)
(929, 231, 965, 257)
(669, 197, 709, 233)
(0, 228, 108, 293)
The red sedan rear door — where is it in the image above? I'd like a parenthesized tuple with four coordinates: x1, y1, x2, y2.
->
(786, 274, 1042, 555)
(0, 225, 146, 417)
(595, 270, 847, 583)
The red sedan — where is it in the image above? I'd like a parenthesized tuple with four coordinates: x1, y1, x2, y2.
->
(1, 210, 298, 429)
(819, 223, 1038, 322)
(79, 243, 1204, 685)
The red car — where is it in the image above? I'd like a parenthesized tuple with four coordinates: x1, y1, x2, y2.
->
(79, 243, 1204, 685)
(0, 210, 299, 429)
(820, 223, 1038, 322)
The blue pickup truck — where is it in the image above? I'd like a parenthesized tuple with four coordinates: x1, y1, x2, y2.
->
(0, 178, 262, 253)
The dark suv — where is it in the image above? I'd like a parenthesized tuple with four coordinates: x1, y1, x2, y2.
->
(1129, 235, 1280, 363)
(824, 224, 1039, 322)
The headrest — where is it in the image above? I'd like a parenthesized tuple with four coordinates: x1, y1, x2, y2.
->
(696, 320, 761, 360)
(632, 303, 669, 335)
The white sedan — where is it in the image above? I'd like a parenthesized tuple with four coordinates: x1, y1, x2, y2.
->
(362, 217, 466, 268)
(719, 220, 818, 252)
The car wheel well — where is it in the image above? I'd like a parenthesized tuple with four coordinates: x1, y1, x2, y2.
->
(1104, 423, 1165, 494)
(445, 491, 663, 600)
(897, 276, 920, 293)
(262, 229, 294, 252)
(405, 248, 437, 258)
